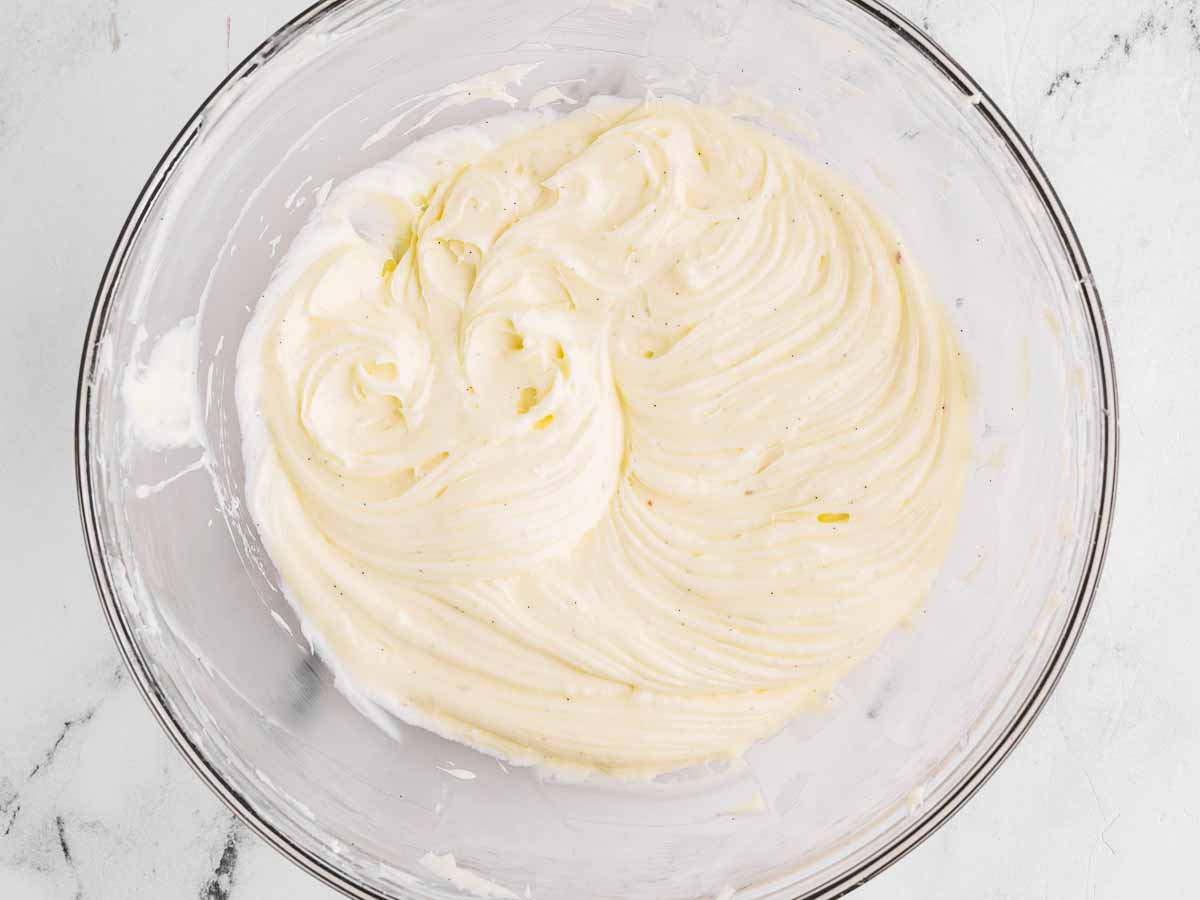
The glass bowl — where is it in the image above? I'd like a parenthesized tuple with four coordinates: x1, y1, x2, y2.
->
(75, 1, 1118, 898)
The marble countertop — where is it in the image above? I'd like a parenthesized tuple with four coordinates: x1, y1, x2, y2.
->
(1, 0, 1196, 897)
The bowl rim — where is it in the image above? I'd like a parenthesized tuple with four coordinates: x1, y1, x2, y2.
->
(75, 1, 1119, 897)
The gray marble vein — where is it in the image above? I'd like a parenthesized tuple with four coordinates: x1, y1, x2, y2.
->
(1, 666, 123, 840)
(1044, 6, 1174, 99)
(200, 823, 243, 900)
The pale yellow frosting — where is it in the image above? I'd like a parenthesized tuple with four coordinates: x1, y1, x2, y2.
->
(238, 97, 972, 777)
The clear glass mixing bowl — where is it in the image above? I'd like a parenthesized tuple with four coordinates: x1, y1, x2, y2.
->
(76, 1, 1118, 898)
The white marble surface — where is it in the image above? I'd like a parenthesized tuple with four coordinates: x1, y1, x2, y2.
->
(0, 0, 1196, 897)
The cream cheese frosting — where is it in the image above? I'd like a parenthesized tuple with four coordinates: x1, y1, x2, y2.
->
(237, 97, 972, 777)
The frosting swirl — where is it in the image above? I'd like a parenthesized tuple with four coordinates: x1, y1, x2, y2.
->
(239, 98, 972, 776)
